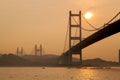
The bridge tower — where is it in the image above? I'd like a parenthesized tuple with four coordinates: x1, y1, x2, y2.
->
(16, 47, 23, 56)
(35, 44, 42, 56)
(69, 11, 82, 64)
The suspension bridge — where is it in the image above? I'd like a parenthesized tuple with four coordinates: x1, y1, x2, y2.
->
(60, 11, 120, 65)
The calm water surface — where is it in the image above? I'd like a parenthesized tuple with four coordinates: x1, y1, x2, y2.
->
(0, 67, 120, 80)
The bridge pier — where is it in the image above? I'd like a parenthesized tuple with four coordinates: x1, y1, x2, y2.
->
(69, 53, 72, 64)
(80, 50, 82, 65)
(68, 50, 82, 65)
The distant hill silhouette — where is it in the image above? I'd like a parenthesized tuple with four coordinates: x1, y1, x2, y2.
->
(83, 58, 119, 66)
(0, 54, 60, 66)
(0, 54, 119, 67)
(0, 54, 32, 66)
(22, 54, 59, 66)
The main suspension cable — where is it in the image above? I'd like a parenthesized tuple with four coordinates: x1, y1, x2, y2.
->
(62, 20, 69, 53)
(81, 13, 104, 30)
(72, 16, 98, 31)
(106, 12, 120, 25)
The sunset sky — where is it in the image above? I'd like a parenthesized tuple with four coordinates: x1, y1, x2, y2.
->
(0, 0, 120, 61)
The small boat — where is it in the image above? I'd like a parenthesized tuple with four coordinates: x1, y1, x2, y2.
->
(104, 67, 111, 69)
(42, 67, 45, 69)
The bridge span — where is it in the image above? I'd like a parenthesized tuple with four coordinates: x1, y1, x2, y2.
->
(61, 19, 120, 64)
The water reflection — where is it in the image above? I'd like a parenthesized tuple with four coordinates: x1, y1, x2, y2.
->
(72, 69, 96, 80)
(68, 67, 120, 80)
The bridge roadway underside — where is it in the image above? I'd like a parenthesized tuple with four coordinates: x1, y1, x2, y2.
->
(61, 19, 120, 64)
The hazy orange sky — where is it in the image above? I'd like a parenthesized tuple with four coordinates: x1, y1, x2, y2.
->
(0, 0, 120, 61)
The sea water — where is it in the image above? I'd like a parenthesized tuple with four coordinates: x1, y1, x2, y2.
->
(0, 67, 120, 80)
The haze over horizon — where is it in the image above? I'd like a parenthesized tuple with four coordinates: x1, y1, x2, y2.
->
(0, 0, 120, 61)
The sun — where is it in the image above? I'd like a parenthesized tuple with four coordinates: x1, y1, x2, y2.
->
(84, 12, 93, 19)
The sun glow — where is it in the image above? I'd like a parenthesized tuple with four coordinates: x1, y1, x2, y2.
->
(84, 12, 93, 19)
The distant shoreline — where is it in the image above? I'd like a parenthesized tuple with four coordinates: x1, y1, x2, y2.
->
(0, 54, 120, 67)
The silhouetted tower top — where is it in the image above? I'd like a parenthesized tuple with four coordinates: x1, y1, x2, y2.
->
(16, 47, 19, 56)
(16, 47, 23, 56)
(35, 44, 37, 56)
(40, 44, 42, 56)
(21, 47, 23, 55)
(35, 44, 42, 56)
